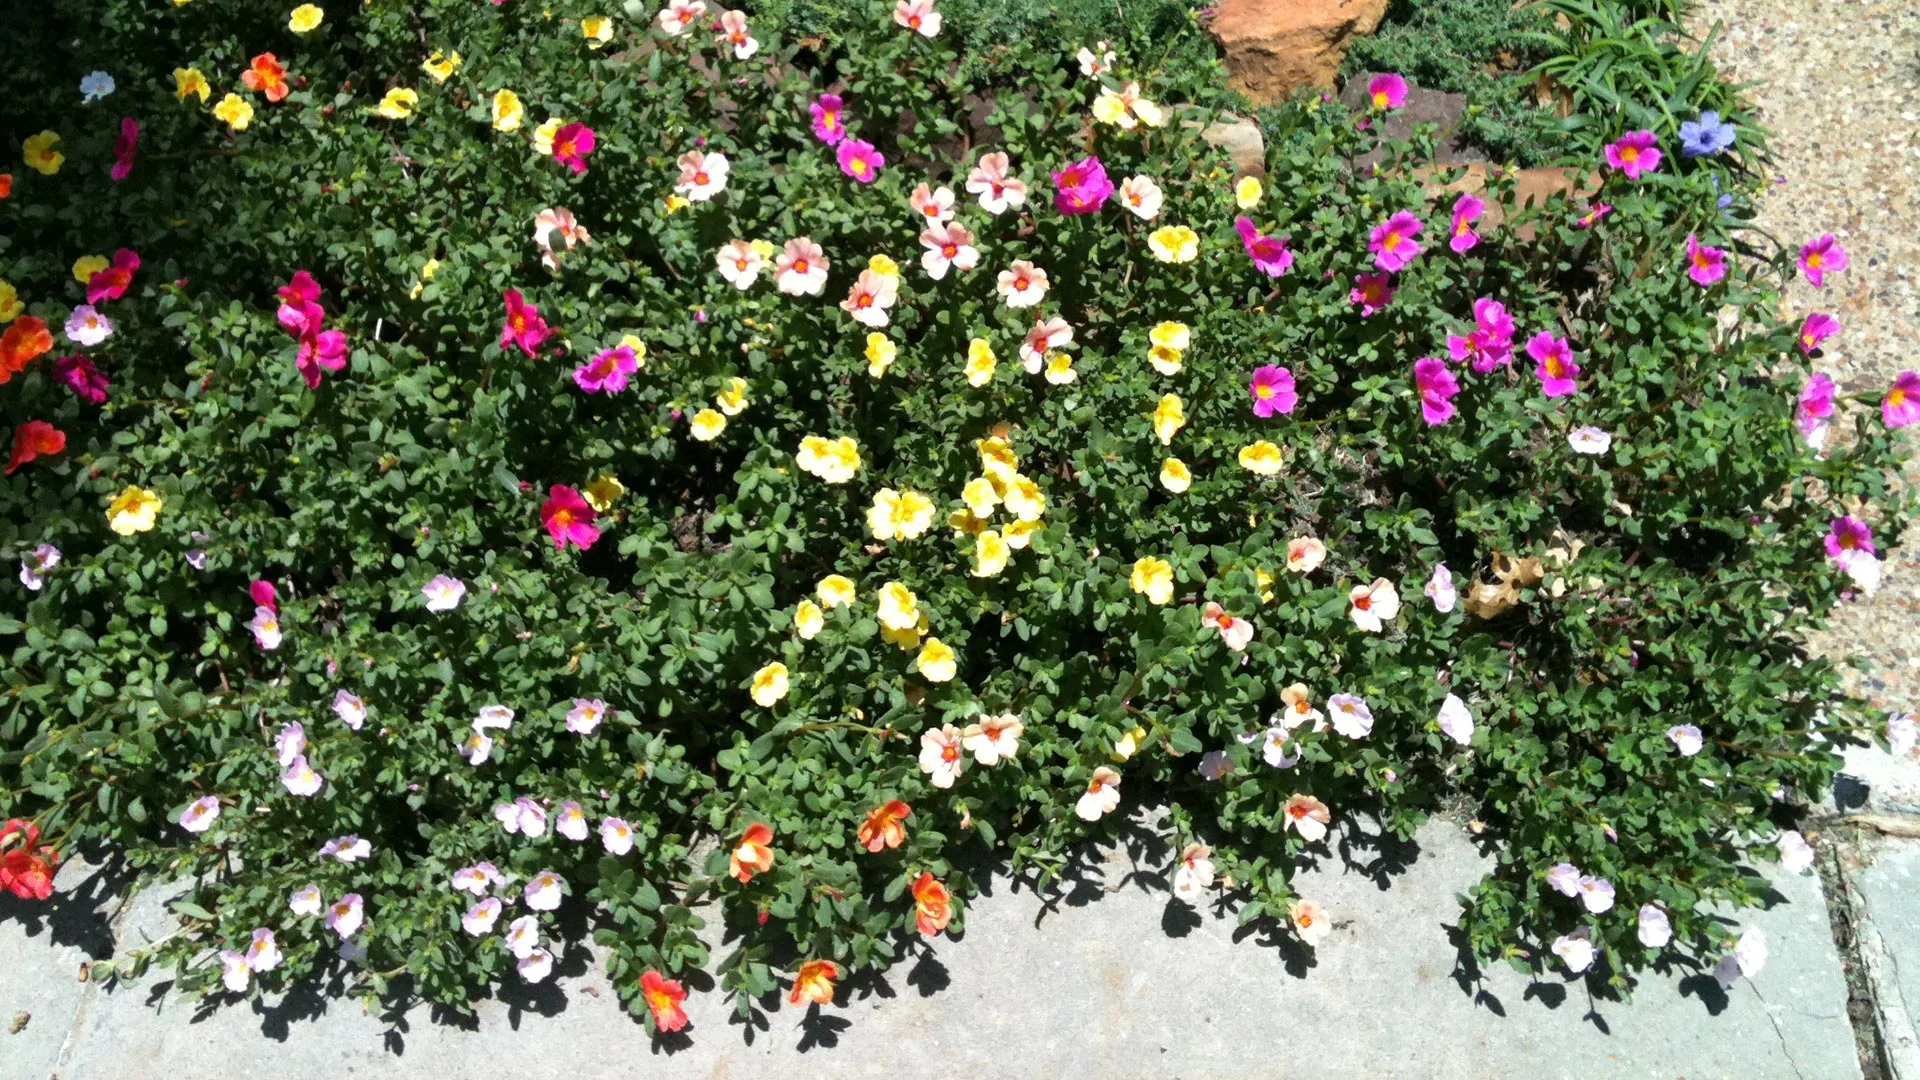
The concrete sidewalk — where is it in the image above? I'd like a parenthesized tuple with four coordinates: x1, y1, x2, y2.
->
(3, 815, 1866, 1080)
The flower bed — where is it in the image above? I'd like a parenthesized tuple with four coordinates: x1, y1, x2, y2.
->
(2, 0, 1915, 1033)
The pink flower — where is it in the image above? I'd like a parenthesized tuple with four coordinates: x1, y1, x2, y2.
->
(54, 354, 110, 403)
(836, 139, 885, 183)
(966, 151, 1027, 214)
(674, 150, 729, 200)
(909, 182, 955, 225)
(541, 484, 601, 551)
(1448, 193, 1483, 253)
(1684, 233, 1727, 286)
(325, 893, 364, 939)
(1248, 365, 1298, 418)
(1234, 216, 1293, 277)
(1798, 234, 1847, 287)
(532, 207, 592, 272)
(276, 270, 324, 334)
(1350, 272, 1394, 317)
(499, 289, 549, 356)
(839, 269, 899, 328)
(1018, 316, 1073, 373)
(1885, 371, 1920, 429)
(294, 329, 347, 389)
(1446, 297, 1515, 372)
(1603, 130, 1662, 180)
(1796, 373, 1835, 448)
(1051, 155, 1113, 216)
(250, 579, 278, 612)
(1528, 332, 1579, 397)
(1369, 211, 1424, 271)
(1201, 602, 1255, 651)
(809, 94, 847, 146)
(716, 9, 758, 59)
(893, 0, 941, 37)
(919, 220, 979, 280)
(86, 248, 140, 304)
(110, 117, 139, 181)
(1574, 202, 1613, 229)
(1367, 73, 1408, 110)
(1414, 356, 1459, 425)
(1825, 516, 1875, 565)
(573, 344, 640, 394)
(775, 237, 830, 296)
(550, 122, 596, 175)
(1799, 312, 1840, 355)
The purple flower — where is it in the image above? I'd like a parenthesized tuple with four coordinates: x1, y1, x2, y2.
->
(1684, 233, 1728, 286)
(1448, 193, 1483, 253)
(1368, 210, 1424, 272)
(1798, 234, 1847, 287)
(1527, 331, 1579, 397)
(809, 94, 847, 146)
(1414, 357, 1459, 425)
(1678, 111, 1736, 157)
(1350, 272, 1394, 317)
(1233, 216, 1293, 277)
(1604, 130, 1662, 179)
(1574, 202, 1613, 229)
(1050, 155, 1113, 216)
(1798, 312, 1839, 355)
(54, 354, 110, 403)
(1248, 365, 1298, 418)
(836, 139, 884, 183)
(110, 117, 139, 181)
(572, 344, 639, 394)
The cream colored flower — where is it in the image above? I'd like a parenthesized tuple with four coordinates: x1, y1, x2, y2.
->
(1130, 556, 1174, 605)
(1153, 394, 1186, 445)
(794, 600, 824, 640)
(1238, 440, 1283, 475)
(917, 637, 957, 682)
(1159, 458, 1191, 493)
(750, 662, 789, 707)
(817, 575, 857, 609)
(689, 408, 726, 441)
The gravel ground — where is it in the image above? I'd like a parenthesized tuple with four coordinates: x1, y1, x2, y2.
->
(1699, 0, 1920, 723)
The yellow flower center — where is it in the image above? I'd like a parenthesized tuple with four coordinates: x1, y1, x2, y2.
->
(1807, 252, 1824, 268)
(1620, 146, 1639, 163)
(852, 159, 869, 176)
(552, 509, 573, 528)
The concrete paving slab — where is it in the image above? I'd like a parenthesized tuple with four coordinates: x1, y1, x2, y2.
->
(32, 816, 1860, 1080)
(0, 856, 127, 1080)
(1846, 835, 1920, 1079)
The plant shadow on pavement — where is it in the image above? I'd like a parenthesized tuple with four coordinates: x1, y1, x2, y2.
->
(0, 847, 129, 960)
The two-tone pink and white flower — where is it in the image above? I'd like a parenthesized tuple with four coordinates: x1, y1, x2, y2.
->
(919, 221, 979, 279)
(673, 150, 729, 201)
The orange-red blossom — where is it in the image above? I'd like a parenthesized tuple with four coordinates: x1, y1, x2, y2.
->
(857, 800, 911, 853)
(911, 872, 952, 936)
(729, 822, 775, 882)
(788, 959, 840, 1006)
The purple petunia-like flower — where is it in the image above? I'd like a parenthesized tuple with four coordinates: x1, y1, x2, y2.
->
(1799, 312, 1840, 356)
(1248, 365, 1297, 418)
(1414, 357, 1459, 425)
(1050, 155, 1114, 216)
(1233, 216, 1293, 277)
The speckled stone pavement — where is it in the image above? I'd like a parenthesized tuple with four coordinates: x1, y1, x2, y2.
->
(1699, 0, 1920, 751)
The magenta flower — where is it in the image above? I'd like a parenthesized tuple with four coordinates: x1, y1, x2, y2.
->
(500, 289, 549, 357)
(250, 578, 278, 612)
(1798, 234, 1848, 287)
(573, 344, 639, 394)
(54, 355, 110, 404)
(276, 270, 325, 337)
(110, 117, 139, 181)
(1796, 373, 1835, 446)
(1051, 155, 1114, 216)
(1369, 211, 1425, 271)
(809, 94, 847, 146)
(1603, 130, 1662, 180)
(1448, 193, 1483, 253)
(1414, 356, 1460, 425)
(1684, 233, 1728, 286)
(836, 138, 885, 184)
(1798, 312, 1839, 355)
(541, 484, 601, 551)
(1248, 365, 1298, 418)
(295, 329, 347, 389)
(1233, 216, 1293, 277)
(1824, 516, 1875, 565)
(1885, 371, 1920, 430)
(1527, 331, 1579, 397)
(85, 248, 140, 304)
(550, 122, 596, 175)
(1350, 272, 1394, 317)
(1447, 297, 1516, 372)
(1366, 73, 1408, 110)
(1574, 203, 1613, 229)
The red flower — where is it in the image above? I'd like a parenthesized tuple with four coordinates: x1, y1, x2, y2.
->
(0, 819, 58, 902)
(110, 117, 140, 181)
(540, 484, 601, 551)
(87, 248, 141, 304)
(6, 420, 66, 475)
(242, 53, 291, 102)
(640, 970, 689, 1032)
(499, 289, 549, 357)
(0, 173, 13, 199)
(911, 872, 952, 936)
(550, 122, 596, 175)
(0, 316, 54, 384)
(728, 822, 775, 882)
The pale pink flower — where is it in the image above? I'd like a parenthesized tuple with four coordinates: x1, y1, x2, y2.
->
(1425, 563, 1456, 613)
(319, 835, 371, 862)
(1018, 316, 1073, 373)
(1436, 693, 1473, 745)
(249, 605, 282, 650)
(289, 884, 323, 916)
(1201, 602, 1254, 651)
(1117, 175, 1162, 220)
(601, 816, 636, 855)
(451, 863, 501, 895)
(460, 731, 493, 765)
(326, 893, 365, 939)
(997, 260, 1049, 308)
(566, 698, 607, 734)
(1638, 904, 1672, 949)
(244, 928, 283, 973)
(1546, 862, 1582, 897)
(960, 713, 1024, 765)
(716, 9, 758, 59)
(656, 0, 706, 36)
(839, 269, 899, 328)
(555, 800, 589, 841)
(1172, 843, 1215, 902)
(909, 182, 956, 225)
(1283, 793, 1332, 842)
(505, 915, 540, 958)
(1577, 875, 1615, 914)
(1667, 724, 1704, 756)
(1778, 831, 1814, 874)
(918, 724, 967, 788)
(1348, 577, 1400, 632)
(496, 796, 548, 837)
(532, 207, 592, 272)
(524, 869, 566, 911)
(965, 151, 1028, 214)
(519, 947, 555, 982)
(179, 795, 221, 833)
(1552, 929, 1595, 974)
(674, 150, 729, 201)
(893, 0, 942, 38)
(1326, 693, 1373, 738)
(919, 221, 979, 280)
(333, 689, 367, 730)
(276, 722, 306, 767)
(1075, 767, 1122, 821)
(281, 754, 323, 796)
(1713, 927, 1767, 987)
(220, 950, 251, 993)
(775, 238, 830, 296)
(463, 897, 503, 936)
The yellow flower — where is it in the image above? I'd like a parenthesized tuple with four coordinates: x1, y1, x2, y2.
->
(373, 88, 419, 120)
(581, 15, 613, 45)
(491, 88, 525, 131)
(1150, 321, 1190, 352)
(107, 486, 163, 536)
(1159, 458, 1191, 493)
(973, 530, 1010, 578)
(1147, 225, 1199, 264)
(1111, 725, 1148, 762)
(868, 488, 936, 541)
(532, 117, 563, 156)
(1002, 475, 1045, 522)
(1147, 345, 1183, 376)
(716, 377, 749, 416)
(618, 334, 649, 366)
(1238, 440, 1284, 475)
(173, 67, 211, 103)
(288, 4, 324, 33)
(960, 477, 1001, 520)
(23, 131, 64, 175)
(876, 582, 920, 631)
(868, 253, 901, 288)
(1153, 394, 1186, 445)
(865, 332, 896, 377)
(1002, 518, 1042, 549)
(1235, 176, 1263, 209)
(409, 257, 441, 300)
(663, 194, 690, 213)
(1091, 90, 1130, 128)
(1130, 556, 1175, 605)
(916, 638, 957, 683)
(948, 508, 988, 535)
(689, 408, 727, 441)
(421, 51, 461, 83)
(964, 336, 996, 387)
(977, 436, 1019, 481)
(794, 599, 825, 640)
(749, 239, 777, 261)
(1044, 352, 1077, 385)
(213, 94, 254, 132)
(817, 574, 857, 609)
(71, 255, 109, 284)
(795, 435, 860, 483)
(1256, 567, 1276, 604)
(750, 662, 790, 707)
(582, 474, 626, 512)
(0, 281, 21, 324)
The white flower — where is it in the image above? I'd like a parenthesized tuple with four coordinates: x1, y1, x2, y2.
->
(495, 797, 547, 837)
(1326, 693, 1374, 739)
(919, 221, 979, 280)
(1197, 751, 1232, 781)
(325, 893, 365, 939)
(1117, 175, 1162, 220)
(1843, 552, 1883, 595)
(1261, 727, 1298, 768)
(504, 915, 540, 959)
(1283, 793, 1331, 843)
(567, 698, 608, 734)
(281, 754, 323, 797)
(774, 238, 830, 296)
(245, 928, 283, 973)
(1076, 42, 1114, 78)
(1424, 563, 1457, 613)
(462, 897, 503, 936)
(79, 71, 116, 102)
(1290, 899, 1332, 947)
(1172, 843, 1214, 902)
(422, 574, 466, 611)
(1889, 713, 1918, 758)
(1714, 927, 1767, 987)
(918, 724, 967, 788)
(1567, 426, 1613, 455)
(1545, 862, 1582, 897)
(474, 704, 515, 731)
(555, 800, 589, 841)
(65, 305, 114, 346)
(601, 816, 635, 855)
(1551, 930, 1595, 974)
(996, 260, 1049, 308)
(715, 240, 764, 288)
(276, 722, 307, 767)
(1075, 767, 1122, 821)
(524, 870, 565, 911)
(518, 946, 555, 983)
(1347, 577, 1400, 632)
(289, 884, 324, 917)
(1437, 693, 1473, 746)
(1666, 724, 1704, 757)
(1777, 831, 1815, 875)
(965, 151, 1028, 215)
(1637, 904, 1672, 949)
(674, 150, 729, 201)
(178, 795, 220, 834)
(960, 713, 1023, 765)
(319, 835, 371, 862)
(18, 544, 60, 591)
(332, 689, 367, 730)
(460, 731, 493, 765)
(249, 605, 282, 650)
(220, 950, 251, 993)
(451, 864, 500, 895)
(1577, 875, 1615, 914)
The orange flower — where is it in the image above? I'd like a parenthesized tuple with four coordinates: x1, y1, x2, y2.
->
(640, 969, 689, 1032)
(728, 822, 775, 882)
(911, 872, 952, 936)
(7, 420, 66, 475)
(857, 800, 911, 853)
(241, 53, 291, 102)
(0, 316, 54, 383)
(0, 173, 12, 199)
(787, 959, 839, 1006)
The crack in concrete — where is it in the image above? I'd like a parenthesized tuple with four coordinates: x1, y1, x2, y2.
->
(1753, 982, 1812, 1080)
